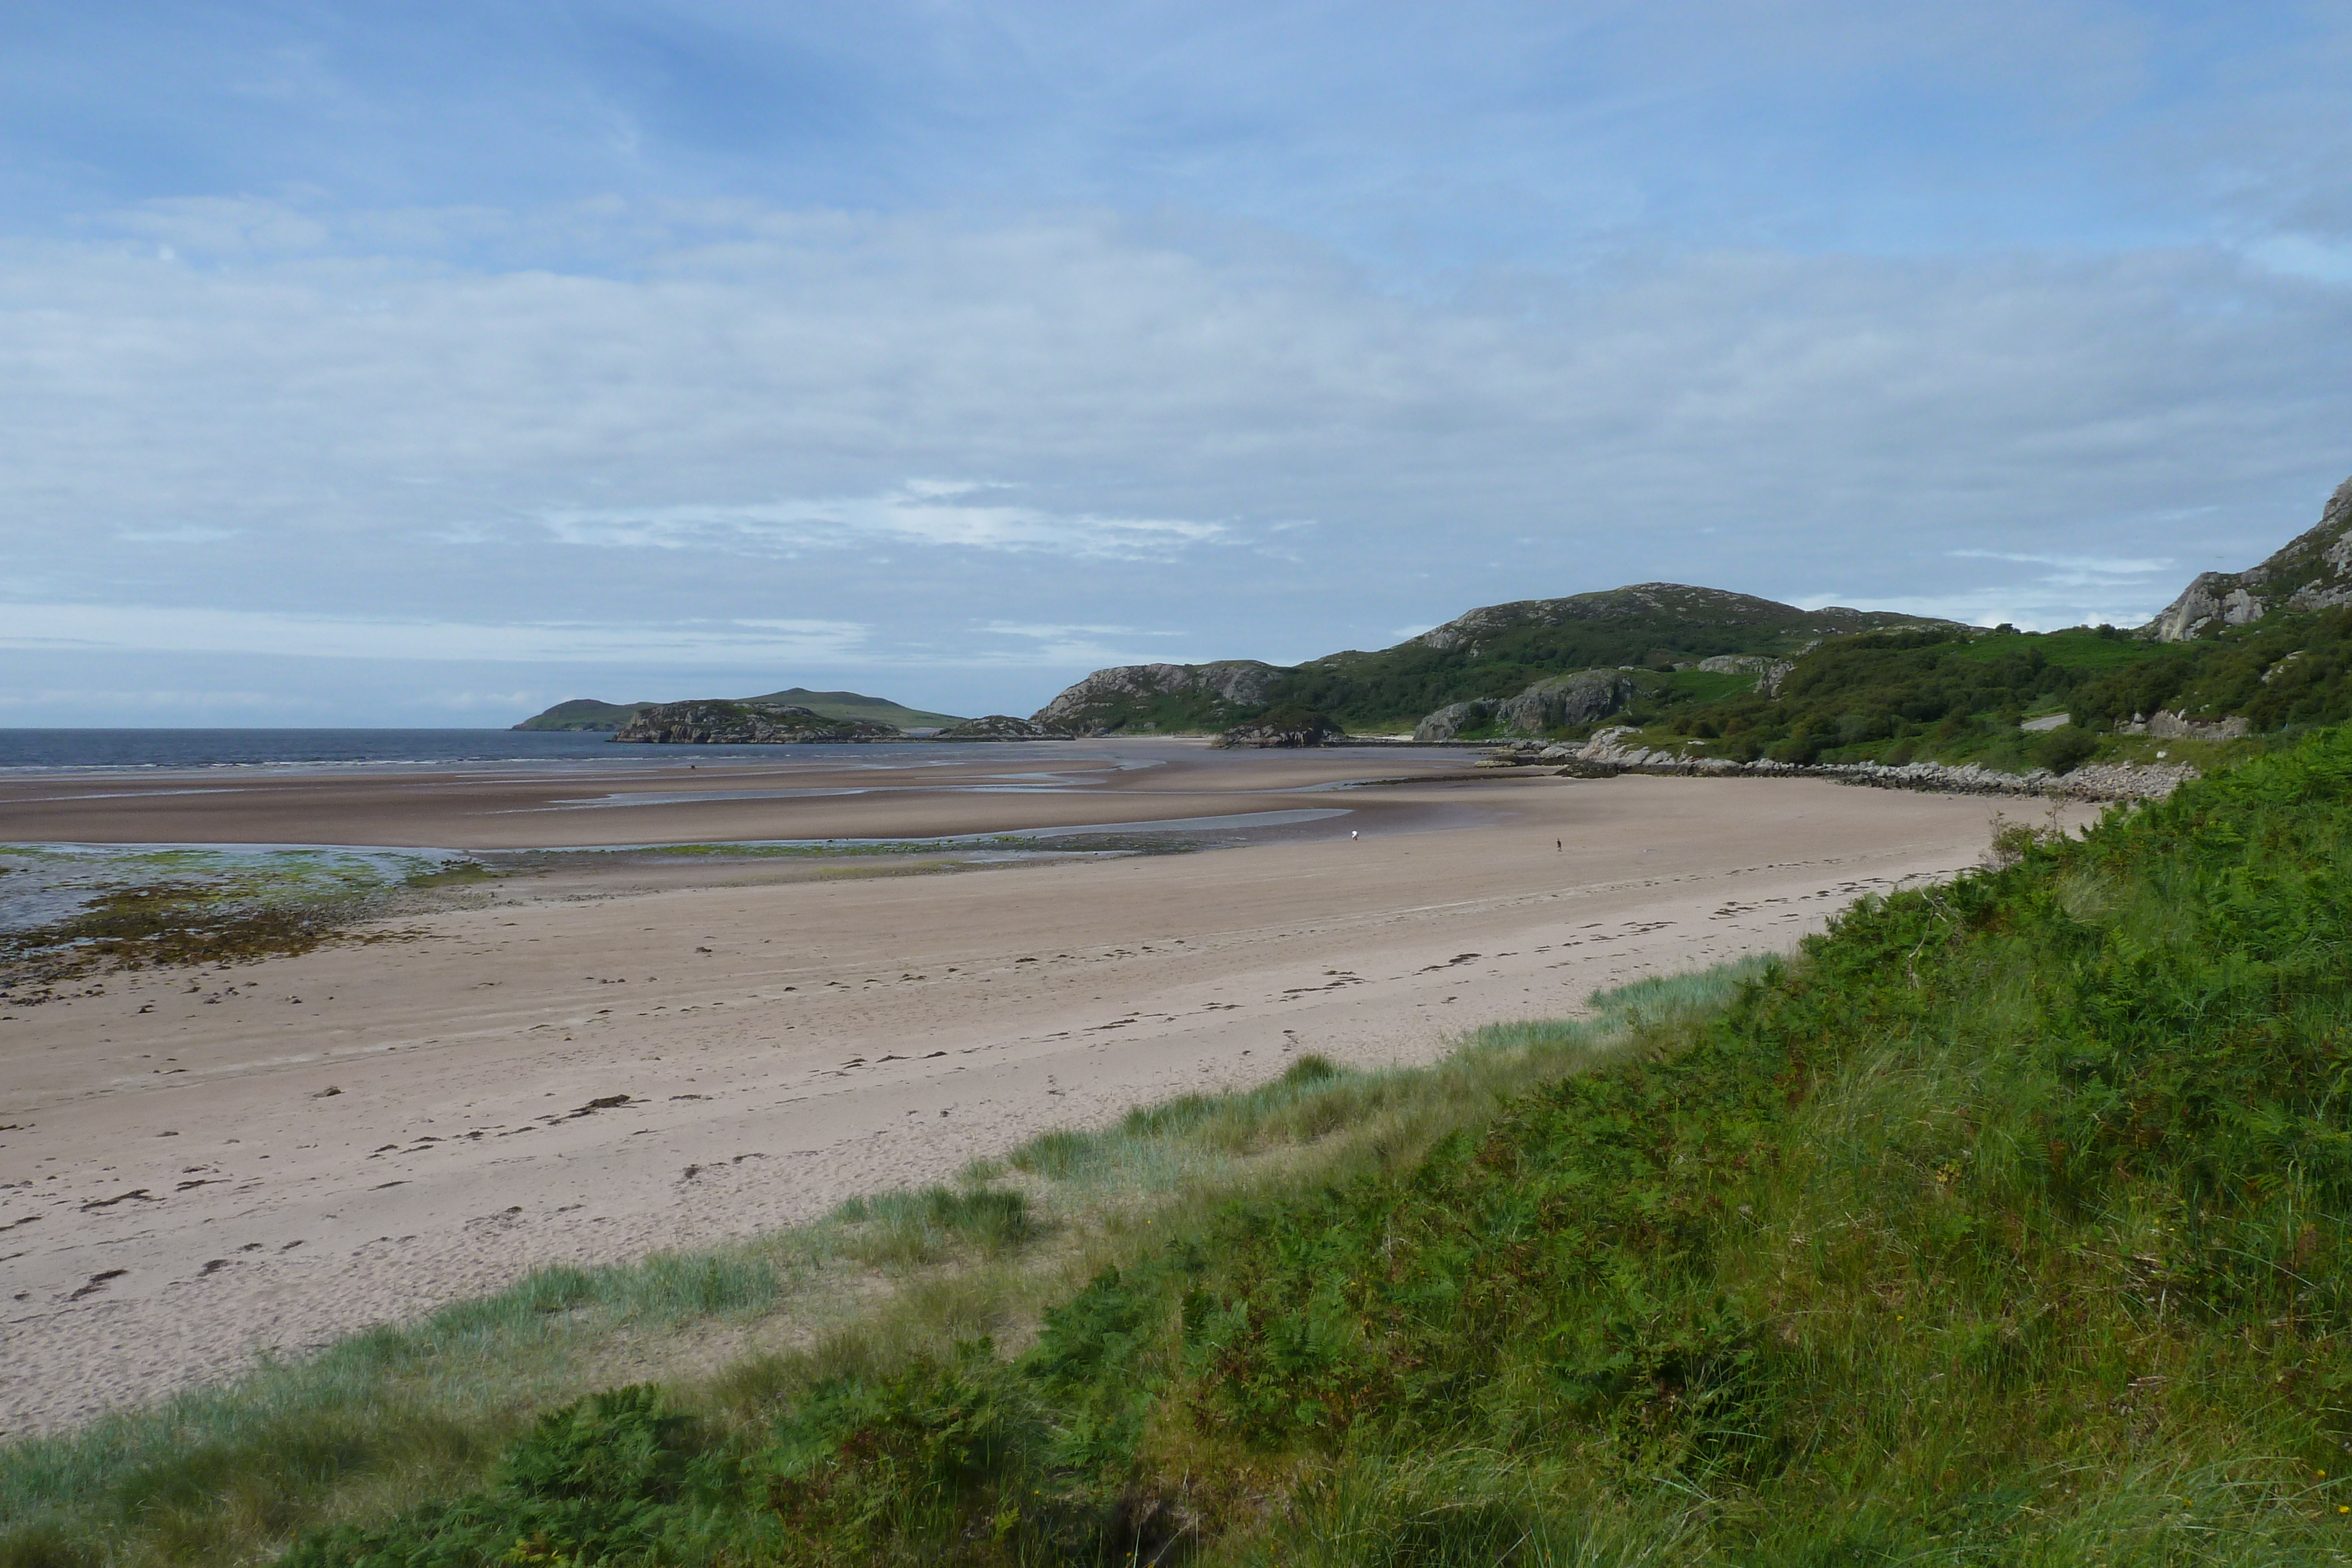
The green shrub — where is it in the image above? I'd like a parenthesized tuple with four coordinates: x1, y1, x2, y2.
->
(2032, 721, 2099, 773)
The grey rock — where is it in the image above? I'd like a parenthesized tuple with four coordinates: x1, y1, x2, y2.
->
(1210, 712, 1340, 749)
(1696, 653, 1796, 694)
(937, 714, 1066, 740)
(2116, 710, 2250, 741)
(1412, 700, 1492, 744)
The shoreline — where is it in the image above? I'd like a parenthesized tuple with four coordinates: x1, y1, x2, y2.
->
(0, 763, 2082, 1436)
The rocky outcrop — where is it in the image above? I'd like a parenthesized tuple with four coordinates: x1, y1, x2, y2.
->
(937, 715, 1066, 741)
(1031, 661, 1287, 735)
(1538, 727, 2192, 802)
(2147, 474, 2352, 639)
(1211, 706, 1340, 748)
(2117, 710, 2251, 741)
(1695, 653, 1796, 695)
(1412, 669, 1634, 743)
(2147, 579, 2269, 641)
(612, 702, 901, 744)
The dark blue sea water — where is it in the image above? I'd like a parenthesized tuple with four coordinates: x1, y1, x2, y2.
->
(0, 728, 985, 774)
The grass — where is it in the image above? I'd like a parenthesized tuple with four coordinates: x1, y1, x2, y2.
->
(18, 726, 2352, 1563)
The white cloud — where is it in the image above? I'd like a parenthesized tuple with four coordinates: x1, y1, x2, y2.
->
(542, 482, 1227, 561)
(1, 200, 2347, 693)
(0, 603, 867, 665)
(981, 621, 1184, 640)
(0, 687, 290, 710)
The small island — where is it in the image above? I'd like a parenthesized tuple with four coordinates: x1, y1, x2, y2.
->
(611, 701, 904, 744)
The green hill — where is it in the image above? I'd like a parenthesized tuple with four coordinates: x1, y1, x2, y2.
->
(1030, 584, 1952, 735)
(514, 688, 964, 732)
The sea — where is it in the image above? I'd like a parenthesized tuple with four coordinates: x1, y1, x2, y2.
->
(0, 728, 985, 775)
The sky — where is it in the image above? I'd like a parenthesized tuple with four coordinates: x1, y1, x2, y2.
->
(6, 2, 2352, 726)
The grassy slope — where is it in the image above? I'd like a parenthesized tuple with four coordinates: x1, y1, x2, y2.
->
(515, 691, 965, 732)
(15, 731, 2352, 1563)
(1271, 599, 1890, 733)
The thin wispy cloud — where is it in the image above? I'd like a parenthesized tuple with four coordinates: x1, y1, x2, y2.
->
(542, 484, 1228, 561)
(0, 604, 868, 665)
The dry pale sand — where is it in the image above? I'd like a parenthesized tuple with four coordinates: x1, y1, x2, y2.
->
(0, 743, 2081, 1435)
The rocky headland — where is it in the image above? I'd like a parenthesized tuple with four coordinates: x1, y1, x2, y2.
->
(611, 701, 902, 744)
(1032, 660, 1286, 737)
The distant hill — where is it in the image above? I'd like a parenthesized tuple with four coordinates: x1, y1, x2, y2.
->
(1032, 584, 1955, 735)
(515, 687, 964, 732)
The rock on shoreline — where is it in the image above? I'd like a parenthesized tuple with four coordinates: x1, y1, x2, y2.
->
(1484, 727, 2194, 801)
(936, 715, 1068, 740)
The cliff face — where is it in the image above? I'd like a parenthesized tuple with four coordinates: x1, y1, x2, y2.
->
(2147, 476, 2352, 640)
(611, 702, 901, 744)
(1030, 661, 1287, 736)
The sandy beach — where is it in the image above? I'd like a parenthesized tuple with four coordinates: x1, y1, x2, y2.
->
(0, 741, 2076, 1434)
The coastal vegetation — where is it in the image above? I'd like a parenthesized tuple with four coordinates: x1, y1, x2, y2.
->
(1589, 608, 2350, 774)
(12, 727, 2352, 1562)
(1034, 587, 1939, 736)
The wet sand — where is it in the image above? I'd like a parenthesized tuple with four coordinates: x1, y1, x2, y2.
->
(0, 740, 1479, 850)
(0, 742, 2070, 1434)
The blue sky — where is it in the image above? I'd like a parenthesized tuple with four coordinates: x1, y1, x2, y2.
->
(5, 1, 2352, 725)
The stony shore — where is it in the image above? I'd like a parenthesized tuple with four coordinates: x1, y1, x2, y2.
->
(1479, 727, 2196, 802)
